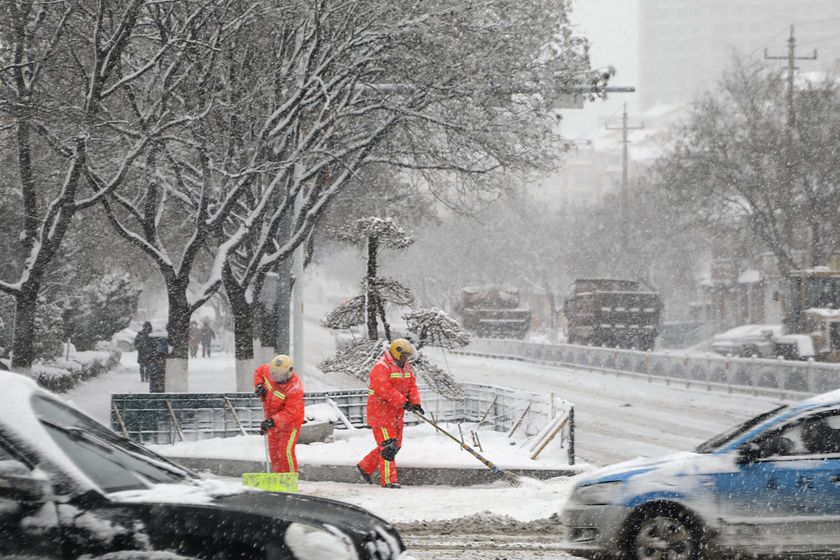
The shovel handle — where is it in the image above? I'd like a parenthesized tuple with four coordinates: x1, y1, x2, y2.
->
(412, 410, 510, 478)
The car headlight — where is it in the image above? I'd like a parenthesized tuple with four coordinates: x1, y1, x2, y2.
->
(571, 481, 624, 505)
(285, 522, 359, 560)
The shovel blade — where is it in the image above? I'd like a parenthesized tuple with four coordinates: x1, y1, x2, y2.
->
(242, 472, 299, 493)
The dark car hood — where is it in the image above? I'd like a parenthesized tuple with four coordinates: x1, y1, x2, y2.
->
(212, 490, 397, 535)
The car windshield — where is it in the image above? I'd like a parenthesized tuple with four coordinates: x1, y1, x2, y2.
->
(695, 404, 789, 454)
(32, 394, 195, 493)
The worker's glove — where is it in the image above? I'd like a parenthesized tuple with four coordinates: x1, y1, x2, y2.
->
(380, 438, 400, 461)
(403, 402, 424, 415)
(254, 384, 267, 399)
(259, 418, 275, 435)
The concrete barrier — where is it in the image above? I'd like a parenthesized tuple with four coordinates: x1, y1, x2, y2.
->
(458, 338, 840, 399)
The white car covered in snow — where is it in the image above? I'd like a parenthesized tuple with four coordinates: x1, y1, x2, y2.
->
(710, 324, 814, 360)
(560, 389, 840, 560)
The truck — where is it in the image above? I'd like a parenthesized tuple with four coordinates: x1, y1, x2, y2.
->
(562, 278, 662, 351)
(456, 285, 531, 339)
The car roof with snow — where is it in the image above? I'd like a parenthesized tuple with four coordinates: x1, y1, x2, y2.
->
(798, 387, 840, 408)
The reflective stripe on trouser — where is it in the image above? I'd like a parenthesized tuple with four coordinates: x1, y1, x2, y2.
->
(358, 423, 404, 485)
(268, 427, 300, 473)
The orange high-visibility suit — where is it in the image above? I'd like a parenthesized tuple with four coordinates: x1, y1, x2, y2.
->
(254, 364, 305, 473)
(358, 351, 421, 485)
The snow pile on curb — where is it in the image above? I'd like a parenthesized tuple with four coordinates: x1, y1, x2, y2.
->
(149, 419, 573, 471)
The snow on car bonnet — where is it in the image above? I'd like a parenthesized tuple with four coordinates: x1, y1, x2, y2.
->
(579, 451, 737, 488)
(109, 476, 250, 505)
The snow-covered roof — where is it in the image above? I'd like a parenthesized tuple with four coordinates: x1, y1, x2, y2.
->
(805, 308, 840, 319)
(712, 324, 782, 342)
(737, 269, 762, 284)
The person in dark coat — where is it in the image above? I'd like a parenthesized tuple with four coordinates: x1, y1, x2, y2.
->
(200, 320, 215, 358)
(134, 321, 153, 382)
(188, 320, 200, 358)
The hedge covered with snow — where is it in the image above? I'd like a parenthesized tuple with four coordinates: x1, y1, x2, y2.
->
(33, 350, 121, 393)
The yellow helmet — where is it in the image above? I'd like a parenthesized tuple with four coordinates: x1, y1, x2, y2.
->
(269, 354, 294, 382)
(389, 338, 416, 362)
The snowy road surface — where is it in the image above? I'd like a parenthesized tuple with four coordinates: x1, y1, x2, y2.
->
(431, 350, 791, 466)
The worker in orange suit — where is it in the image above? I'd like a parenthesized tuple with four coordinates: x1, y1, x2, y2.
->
(254, 354, 305, 473)
(356, 339, 423, 488)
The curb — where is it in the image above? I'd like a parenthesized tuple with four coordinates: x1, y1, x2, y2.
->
(168, 456, 581, 486)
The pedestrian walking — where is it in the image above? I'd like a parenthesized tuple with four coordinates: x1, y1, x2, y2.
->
(133, 321, 152, 382)
(356, 338, 423, 488)
(199, 319, 215, 358)
(253, 355, 305, 473)
(188, 321, 200, 358)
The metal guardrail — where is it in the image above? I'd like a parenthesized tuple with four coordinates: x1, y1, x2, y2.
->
(458, 338, 840, 399)
(110, 383, 575, 463)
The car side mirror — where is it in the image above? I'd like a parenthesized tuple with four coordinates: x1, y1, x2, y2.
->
(0, 459, 51, 503)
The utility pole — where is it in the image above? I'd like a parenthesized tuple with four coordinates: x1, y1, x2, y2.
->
(764, 25, 817, 128)
(605, 103, 643, 253)
(764, 25, 817, 263)
(605, 103, 644, 209)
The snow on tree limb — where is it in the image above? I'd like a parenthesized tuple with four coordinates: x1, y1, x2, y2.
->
(404, 308, 470, 350)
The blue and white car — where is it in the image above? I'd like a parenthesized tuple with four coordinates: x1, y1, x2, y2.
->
(561, 389, 840, 560)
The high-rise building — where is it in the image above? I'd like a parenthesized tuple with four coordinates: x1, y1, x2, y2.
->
(639, 0, 840, 110)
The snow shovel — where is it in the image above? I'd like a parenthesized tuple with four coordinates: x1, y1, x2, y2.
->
(241, 433, 299, 493)
(410, 410, 520, 486)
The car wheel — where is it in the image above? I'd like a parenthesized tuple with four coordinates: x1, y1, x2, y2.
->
(118, 341, 134, 352)
(629, 507, 699, 560)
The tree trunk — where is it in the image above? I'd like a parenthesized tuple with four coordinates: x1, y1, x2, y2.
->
(275, 258, 292, 355)
(224, 266, 257, 391)
(809, 218, 825, 268)
(366, 236, 379, 340)
(10, 283, 38, 374)
(377, 298, 391, 341)
(165, 282, 191, 392)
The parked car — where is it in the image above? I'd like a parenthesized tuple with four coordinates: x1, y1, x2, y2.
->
(111, 326, 139, 352)
(110, 319, 168, 353)
(560, 389, 840, 560)
(710, 324, 815, 360)
(0, 372, 405, 559)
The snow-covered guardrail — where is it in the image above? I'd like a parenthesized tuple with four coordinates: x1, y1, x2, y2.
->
(110, 383, 575, 463)
(457, 338, 840, 399)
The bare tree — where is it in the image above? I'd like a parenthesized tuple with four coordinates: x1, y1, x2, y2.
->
(215, 0, 604, 386)
(655, 58, 840, 274)
(0, 0, 193, 372)
(97, 1, 260, 389)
